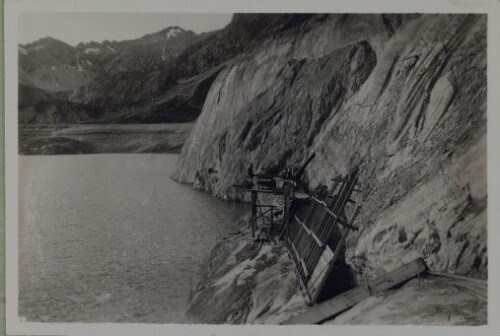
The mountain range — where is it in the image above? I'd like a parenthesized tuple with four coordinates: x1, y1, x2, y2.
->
(19, 14, 305, 124)
(19, 25, 202, 124)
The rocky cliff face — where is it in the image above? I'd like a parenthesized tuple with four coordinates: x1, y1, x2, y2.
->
(186, 224, 306, 324)
(173, 14, 487, 279)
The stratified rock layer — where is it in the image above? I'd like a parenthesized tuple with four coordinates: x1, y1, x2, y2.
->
(187, 225, 307, 324)
(173, 14, 487, 279)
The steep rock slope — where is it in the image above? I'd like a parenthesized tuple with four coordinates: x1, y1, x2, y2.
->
(325, 277, 486, 325)
(187, 228, 485, 325)
(173, 14, 487, 279)
(160, 14, 316, 90)
(187, 226, 305, 324)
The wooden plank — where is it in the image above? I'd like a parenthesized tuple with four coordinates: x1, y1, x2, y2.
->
(323, 245, 334, 259)
(311, 196, 331, 208)
(283, 258, 428, 325)
(295, 215, 311, 235)
(311, 248, 334, 280)
(315, 257, 328, 270)
(318, 253, 332, 267)
(284, 169, 362, 308)
(300, 257, 309, 277)
(290, 239, 301, 263)
(289, 239, 309, 277)
(309, 206, 361, 304)
(294, 215, 324, 248)
(306, 246, 335, 298)
(310, 226, 350, 304)
(285, 239, 313, 304)
(310, 194, 360, 231)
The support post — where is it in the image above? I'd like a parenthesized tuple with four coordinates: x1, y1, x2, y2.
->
(251, 190, 257, 238)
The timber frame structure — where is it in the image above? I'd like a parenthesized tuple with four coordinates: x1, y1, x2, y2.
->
(283, 168, 362, 304)
(243, 162, 363, 305)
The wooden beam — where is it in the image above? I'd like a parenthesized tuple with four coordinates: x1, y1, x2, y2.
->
(310, 196, 359, 231)
(283, 258, 428, 325)
(289, 239, 309, 277)
(309, 225, 350, 304)
(294, 215, 324, 248)
(285, 237, 313, 304)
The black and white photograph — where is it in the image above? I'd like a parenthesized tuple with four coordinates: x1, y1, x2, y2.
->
(4, 0, 499, 334)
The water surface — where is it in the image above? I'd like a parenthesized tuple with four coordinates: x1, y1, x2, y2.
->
(19, 154, 247, 323)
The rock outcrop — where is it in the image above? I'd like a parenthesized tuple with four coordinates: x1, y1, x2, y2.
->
(173, 14, 487, 280)
(187, 223, 307, 324)
(325, 276, 486, 325)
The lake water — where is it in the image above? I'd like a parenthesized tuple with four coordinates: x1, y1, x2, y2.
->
(19, 154, 248, 323)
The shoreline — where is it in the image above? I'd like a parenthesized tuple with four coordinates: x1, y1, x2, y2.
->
(187, 219, 487, 325)
(186, 217, 308, 324)
(18, 123, 193, 155)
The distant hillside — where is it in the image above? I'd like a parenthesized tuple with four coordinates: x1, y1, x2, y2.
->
(19, 14, 307, 125)
(18, 26, 204, 124)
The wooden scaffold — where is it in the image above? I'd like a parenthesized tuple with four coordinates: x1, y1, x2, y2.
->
(243, 153, 316, 242)
(239, 152, 364, 304)
(282, 167, 362, 304)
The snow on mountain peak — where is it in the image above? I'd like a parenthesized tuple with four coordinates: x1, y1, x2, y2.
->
(166, 27, 183, 39)
(83, 47, 101, 55)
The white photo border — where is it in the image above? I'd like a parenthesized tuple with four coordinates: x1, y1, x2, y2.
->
(4, 0, 500, 335)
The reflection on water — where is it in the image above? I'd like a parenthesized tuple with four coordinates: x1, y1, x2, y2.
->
(19, 154, 248, 323)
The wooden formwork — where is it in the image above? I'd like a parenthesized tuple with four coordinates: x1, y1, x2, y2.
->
(284, 168, 362, 304)
(246, 180, 294, 241)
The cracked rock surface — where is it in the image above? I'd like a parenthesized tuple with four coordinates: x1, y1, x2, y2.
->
(174, 14, 487, 280)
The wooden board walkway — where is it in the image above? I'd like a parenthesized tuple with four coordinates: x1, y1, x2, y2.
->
(282, 258, 428, 325)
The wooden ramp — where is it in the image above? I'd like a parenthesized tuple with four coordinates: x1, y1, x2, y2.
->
(283, 258, 428, 325)
(283, 168, 362, 304)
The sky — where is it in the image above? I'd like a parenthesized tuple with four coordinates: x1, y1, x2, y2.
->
(18, 13, 234, 46)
